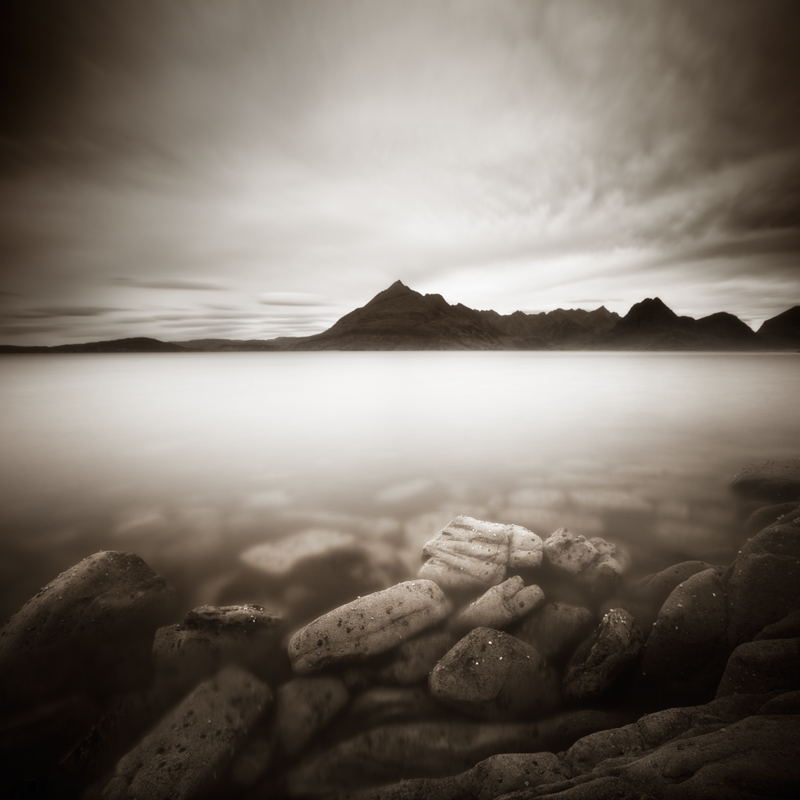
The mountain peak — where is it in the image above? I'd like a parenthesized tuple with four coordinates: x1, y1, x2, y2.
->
(369, 280, 416, 304)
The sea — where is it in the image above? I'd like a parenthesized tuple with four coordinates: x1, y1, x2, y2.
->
(1, 351, 798, 627)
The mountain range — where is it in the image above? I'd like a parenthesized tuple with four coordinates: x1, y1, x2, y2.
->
(2, 281, 799, 353)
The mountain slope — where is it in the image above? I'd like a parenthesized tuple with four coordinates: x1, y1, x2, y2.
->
(758, 306, 800, 348)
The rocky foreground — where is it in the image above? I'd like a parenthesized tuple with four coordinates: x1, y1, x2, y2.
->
(1, 459, 799, 799)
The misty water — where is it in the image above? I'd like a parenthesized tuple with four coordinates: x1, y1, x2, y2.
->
(1, 351, 799, 628)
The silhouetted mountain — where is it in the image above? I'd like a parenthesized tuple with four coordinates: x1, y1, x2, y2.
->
(599, 298, 765, 351)
(288, 280, 511, 350)
(758, 306, 800, 348)
(0, 337, 188, 354)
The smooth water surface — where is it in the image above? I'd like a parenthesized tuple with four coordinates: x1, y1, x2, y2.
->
(1, 352, 798, 624)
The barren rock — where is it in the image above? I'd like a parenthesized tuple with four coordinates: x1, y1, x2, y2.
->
(451, 577, 545, 636)
(511, 602, 595, 663)
(716, 638, 800, 698)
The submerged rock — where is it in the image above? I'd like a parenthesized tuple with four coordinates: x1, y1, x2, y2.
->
(419, 517, 542, 592)
(731, 458, 800, 503)
(641, 568, 728, 680)
(562, 608, 643, 702)
(429, 627, 560, 720)
(101, 666, 271, 800)
(153, 604, 287, 691)
(273, 676, 350, 757)
(0, 551, 174, 712)
(542, 528, 627, 597)
(511, 602, 595, 664)
(288, 581, 451, 673)
(451, 577, 545, 636)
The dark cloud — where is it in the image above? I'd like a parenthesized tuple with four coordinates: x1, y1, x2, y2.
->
(3, 305, 125, 319)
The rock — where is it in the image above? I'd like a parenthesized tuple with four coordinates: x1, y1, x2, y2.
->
(731, 458, 800, 503)
(532, 714, 800, 799)
(451, 577, 545, 636)
(759, 690, 800, 715)
(288, 581, 452, 674)
(101, 666, 271, 799)
(241, 529, 360, 577)
(229, 735, 273, 788)
(0, 551, 175, 712)
(563, 609, 644, 702)
(428, 627, 560, 720)
(723, 516, 800, 645)
(153, 604, 287, 692)
(373, 630, 459, 685)
(755, 609, 800, 641)
(273, 676, 349, 757)
(511, 602, 595, 664)
(284, 711, 621, 796)
(542, 529, 627, 597)
(716, 638, 800, 698)
(419, 517, 542, 593)
(743, 501, 800, 537)
(640, 568, 728, 680)
(336, 686, 448, 733)
(563, 692, 777, 775)
(631, 559, 718, 633)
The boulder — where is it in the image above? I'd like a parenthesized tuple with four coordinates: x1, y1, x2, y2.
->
(511, 602, 595, 664)
(273, 676, 349, 757)
(428, 627, 560, 720)
(373, 630, 459, 686)
(754, 609, 800, 641)
(0, 551, 175, 711)
(716, 638, 800, 698)
(723, 516, 800, 645)
(283, 711, 621, 796)
(288, 581, 452, 673)
(101, 666, 271, 799)
(542, 529, 628, 597)
(451, 577, 545, 636)
(731, 458, 800, 503)
(153, 604, 287, 692)
(563, 609, 644, 702)
(419, 517, 542, 593)
(743, 501, 800, 538)
(640, 568, 728, 680)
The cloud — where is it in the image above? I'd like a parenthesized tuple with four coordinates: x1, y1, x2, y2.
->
(111, 277, 230, 292)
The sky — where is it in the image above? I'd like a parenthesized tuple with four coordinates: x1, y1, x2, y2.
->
(1, 0, 799, 345)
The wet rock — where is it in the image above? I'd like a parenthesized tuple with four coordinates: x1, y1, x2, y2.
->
(429, 627, 560, 720)
(542, 529, 627, 597)
(731, 458, 800, 503)
(451, 577, 545, 636)
(273, 676, 349, 757)
(101, 665, 271, 799)
(563, 609, 644, 702)
(153, 604, 287, 692)
(241, 529, 361, 577)
(334, 686, 448, 736)
(229, 735, 273, 788)
(284, 711, 621, 796)
(759, 690, 800, 715)
(631, 559, 718, 633)
(755, 609, 800, 641)
(743, 501, 800, 538)
(563, 692, 779, 775)
(419, 517, 542, 593)
(0, 551, 175, 712)
(540, 714, 800, 800)
(511, 602, 595, 664)
(640, 568, 728, 680)
(723, 516, 800, 645)
(716, 638, 800, 698)
(288, 581, 452, 674)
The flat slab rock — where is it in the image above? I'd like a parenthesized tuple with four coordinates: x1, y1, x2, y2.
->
(101, 665, 271, 800)
(288, 581, 452, 673)
(419, 516, 542, 592)
(429, 627, 560, 720)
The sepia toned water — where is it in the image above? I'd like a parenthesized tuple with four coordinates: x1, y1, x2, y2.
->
(1, 351, 798, 627)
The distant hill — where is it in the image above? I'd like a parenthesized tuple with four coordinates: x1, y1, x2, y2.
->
(2, 286, 797, 352)
(0, 337, 188, 354)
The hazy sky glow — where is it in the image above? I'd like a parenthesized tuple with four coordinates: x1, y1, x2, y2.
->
(1, 0, 799, 344)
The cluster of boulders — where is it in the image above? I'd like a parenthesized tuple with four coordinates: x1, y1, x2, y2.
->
(0, 459, 798, 799)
